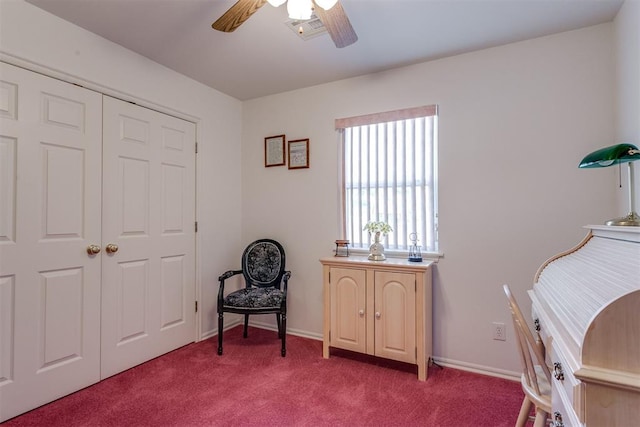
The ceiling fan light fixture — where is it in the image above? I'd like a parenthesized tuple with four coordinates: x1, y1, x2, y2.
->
(314, 0, 338, 10)
(212, 0, 357, 48)
(287, 0, 313, 20)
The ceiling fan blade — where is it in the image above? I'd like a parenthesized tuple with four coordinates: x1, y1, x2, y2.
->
(313, 1, 358, 48)
(212, 0, 268, 32)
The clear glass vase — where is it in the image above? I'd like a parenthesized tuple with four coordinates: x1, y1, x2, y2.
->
(368, 232, 386, 261)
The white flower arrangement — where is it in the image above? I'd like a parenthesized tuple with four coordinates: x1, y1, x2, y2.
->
(363, 221, 393, 235)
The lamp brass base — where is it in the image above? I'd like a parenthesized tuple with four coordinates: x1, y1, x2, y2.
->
(605, 212, 640, 227)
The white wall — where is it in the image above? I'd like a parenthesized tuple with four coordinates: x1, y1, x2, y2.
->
(242, 24, 616, 375)
(0, 0, 244, 338)
(614, 0, 640, 215)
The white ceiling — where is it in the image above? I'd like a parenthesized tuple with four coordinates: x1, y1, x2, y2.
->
(25, 0, 624, 101)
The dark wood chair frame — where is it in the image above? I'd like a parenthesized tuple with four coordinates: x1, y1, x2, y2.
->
(217, 239, 291, 357)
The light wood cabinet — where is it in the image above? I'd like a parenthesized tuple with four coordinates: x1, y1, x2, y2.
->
(320, 257, 433, 381)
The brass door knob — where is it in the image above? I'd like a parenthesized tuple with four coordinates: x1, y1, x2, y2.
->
(87, 244, 101, 255)
(105, 244, 119, 254)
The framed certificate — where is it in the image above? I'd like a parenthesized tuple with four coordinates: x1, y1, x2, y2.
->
(264, 135, 285, 167)
(288, 138, 309, 169)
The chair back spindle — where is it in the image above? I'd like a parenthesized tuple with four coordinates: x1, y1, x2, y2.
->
(503, 284, 552, 427)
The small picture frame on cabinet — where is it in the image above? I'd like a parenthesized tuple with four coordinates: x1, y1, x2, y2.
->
(265, 134, 286, 167)
(288, 138, 309, 169)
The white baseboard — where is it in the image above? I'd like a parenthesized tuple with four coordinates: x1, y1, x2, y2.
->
(199, 319, 323, 342)
(247, 319, 324, 341)
(430, 357, 520, 382)
(200, 322, 519, 382)
(200, 319, 242, 341)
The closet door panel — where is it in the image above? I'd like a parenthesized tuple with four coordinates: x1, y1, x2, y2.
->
(0, 135, 16, 245)
(120, 157, 150, 235)
(0, 62, 102, 422)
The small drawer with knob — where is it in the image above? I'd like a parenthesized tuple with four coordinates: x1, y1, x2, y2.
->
(530, 301, 553, 357)
(551, 383, 583, 427)
(551, 341, 584, 424)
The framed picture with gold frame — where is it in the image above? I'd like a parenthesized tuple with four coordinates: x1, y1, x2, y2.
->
(288, 138, 309, 169)
(265, 134, 286, 167)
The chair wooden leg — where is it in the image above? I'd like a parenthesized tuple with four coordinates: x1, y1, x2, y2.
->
(243, 314, 249, 338)
(516, 396, 532, 427)
(281, 313, 286, 357)
(533, 409, 549, 427)
(276, 313, 282, 338)
(217, 312, 224, 355)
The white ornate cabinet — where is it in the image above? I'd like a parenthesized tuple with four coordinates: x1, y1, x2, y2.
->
(529, 226, 640, 426)
(320, 257, 433, 381)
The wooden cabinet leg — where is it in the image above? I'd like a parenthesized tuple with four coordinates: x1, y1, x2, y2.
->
(418, 358, 426, 381)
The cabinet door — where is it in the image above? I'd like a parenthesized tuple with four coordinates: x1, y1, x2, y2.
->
(374, 271, 416, 364)
(330, 267, 366, 353)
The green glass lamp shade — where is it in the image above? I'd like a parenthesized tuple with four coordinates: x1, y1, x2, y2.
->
(579, 143, 640, 168)
(578, 143, 640, 226)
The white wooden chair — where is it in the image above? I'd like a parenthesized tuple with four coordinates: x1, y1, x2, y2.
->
(503, 284, 552, 427)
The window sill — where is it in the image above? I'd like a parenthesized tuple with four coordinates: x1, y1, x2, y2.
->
(339, 248, 443, 262)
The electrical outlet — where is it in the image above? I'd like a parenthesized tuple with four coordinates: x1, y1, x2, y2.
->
(493, 322, 506, 341)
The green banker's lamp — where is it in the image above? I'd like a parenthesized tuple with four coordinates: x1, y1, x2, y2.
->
(579, 143, 640, 226)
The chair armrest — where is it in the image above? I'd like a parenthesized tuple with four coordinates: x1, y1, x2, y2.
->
(218, 270, 242, 306)
(218, 270, 242, 282)
(281, 271, 291, 297)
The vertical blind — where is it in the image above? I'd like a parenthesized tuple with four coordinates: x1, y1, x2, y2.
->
(336, 105, 438, 253)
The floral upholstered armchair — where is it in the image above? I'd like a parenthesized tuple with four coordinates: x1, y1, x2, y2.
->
(217, 239, 291, 357)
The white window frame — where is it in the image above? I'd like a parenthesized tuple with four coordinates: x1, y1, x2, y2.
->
(336, 105, 439, 257)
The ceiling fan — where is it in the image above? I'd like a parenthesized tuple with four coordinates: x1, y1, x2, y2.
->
(212, 0, 358, 48)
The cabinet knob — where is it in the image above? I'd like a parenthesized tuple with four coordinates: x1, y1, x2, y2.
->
(553, 362, 564, 381)
(533, 318, 541, 332)
(553, 411, 564, 427)
(375, 312, 381, 319)
(87, 244, 101, 255)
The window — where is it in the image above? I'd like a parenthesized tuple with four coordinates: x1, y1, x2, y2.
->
(336, 105, 438, 254)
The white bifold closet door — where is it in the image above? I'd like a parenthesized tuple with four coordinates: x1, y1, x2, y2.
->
(0, 62, 196, 422)
(101, 96, 196, 379)
(0, 61, 103, 421)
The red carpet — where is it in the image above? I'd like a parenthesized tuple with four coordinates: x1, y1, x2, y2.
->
(5, 326, 524, 426)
